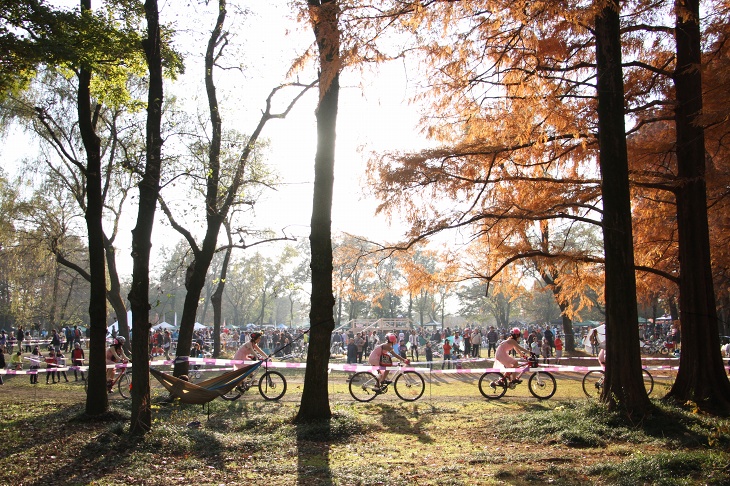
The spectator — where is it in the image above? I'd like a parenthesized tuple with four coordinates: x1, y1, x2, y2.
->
(71, 342, 85, 381)
(409, 330, 419, 361)
(0, 346, 5, 385)
(29, 346, 42, 384)
(442, 339, 452, 370)
(24, 331, 32, 353)
(424, 341, 433, 370)
(554, 335, 563, 361)
(50, 329, 61, 352)
(486, 326, 498, 358)
(346, 337, 358, 365)
(354, 333, 365, 364)
(45, 349, 58, 384)
(543, 327, 554, 352)
(16, 326, 24, 353)
(541, 337, 551, 364)
(470, 328, 482, 358)
(11, 351, 23, 372)
(399, 340, 408, 360)
(55, 349, 69, 383)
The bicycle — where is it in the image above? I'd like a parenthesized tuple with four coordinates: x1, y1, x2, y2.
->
(220, 360, 287, 401)
(582, 368, 654, 398)
(349, 362, 425, 402)
(85, 363, 131, 399)
(478, 353, 557, 400)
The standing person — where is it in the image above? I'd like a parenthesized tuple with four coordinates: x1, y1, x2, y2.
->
(71, 342, 86, 381)
(589, 328, 600, 356)
(470, 328, 482, 358)
(369, 330, 379, 353)
(45, 348, 58, 384)
(0, 346, 5, 385)
(346, 337, 358, 365)
(73, 326, 83, 348)
(442, 338, 453, 370)
(55, 349, 69, 382)
(162, 330, 172, 360)
(463, 328, 472, 358)
(354, 333, 365, 364)
(50, 329, 61, 352)
(24, 331, 32, 352)
(492, 327, 530, 386)
(409, 330, 419, 361)
(487, 326, 498, 358)
(541, 337, 551, 364)
(554, 335, 563, 361)
(424, 341, 433, 370)
(15, 326, 24, 353)
(398, 340, 408, 361)
(543, 327, 554, 353)
(29, 346, 42, 384)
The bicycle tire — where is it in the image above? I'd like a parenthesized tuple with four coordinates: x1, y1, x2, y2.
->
(118, 372, 131, 399)
(393, 371, 425, 401)
(642, 368, 654, 396)
(478, 372, 507, 399)
(528, 371, 556, 399)
(582, 370, 604, 398)
(349, 371, 380, 402)
(259, 371, 286, 401)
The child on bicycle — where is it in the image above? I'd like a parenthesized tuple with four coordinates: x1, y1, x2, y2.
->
(106, 336, 129, 392)
(493, 327, 530, 385)
(367, 333, 409, 388)
(233, 332, 266, 368)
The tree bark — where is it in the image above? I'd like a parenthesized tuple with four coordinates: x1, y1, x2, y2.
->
(77, 0, 108, 416)
(664, 0, 730, 412)
(129, 0, 164, 434)
(294, 0, 339, 424)
(594, 0, 651, 415)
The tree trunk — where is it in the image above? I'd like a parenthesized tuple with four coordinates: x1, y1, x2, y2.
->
(211, 232, 232, 358)
(129, 0, 164, 434)
(105, 236, 129, 342)
(594, 1, 651, 416)
(294, 0, 339, 424)
(75, 0, 109, 414)
(664, 0, 730, 412)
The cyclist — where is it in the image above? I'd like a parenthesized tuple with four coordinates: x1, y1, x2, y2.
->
(367, 332, 409, 389)
(492, 327, 530, 386)
(106, 336, 129, 392)
(233, 332, 266, 368)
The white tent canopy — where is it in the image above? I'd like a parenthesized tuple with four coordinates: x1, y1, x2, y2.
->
(108, 310, 133, 335)
(152, 322, 176, 331)
(193, 322, 208, 331)
(582, 323, 605, 349)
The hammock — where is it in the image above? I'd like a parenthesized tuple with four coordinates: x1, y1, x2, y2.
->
(150, 361, 263, 405)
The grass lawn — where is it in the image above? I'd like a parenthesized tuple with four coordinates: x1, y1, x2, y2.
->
(0, 364, 728, 485)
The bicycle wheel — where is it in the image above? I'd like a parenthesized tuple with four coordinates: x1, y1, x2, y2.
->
(394, 371, 425, 401)
(582, 370, 604, 398)
(258, 371, 286, 401)
(220, 385, 243, 401)
(642, 368, 654, 396)
(528, 371, 556, 399)
(478, 372, 507, 399)
(349, 371, 380, 402)
(118, 372, 131, 399)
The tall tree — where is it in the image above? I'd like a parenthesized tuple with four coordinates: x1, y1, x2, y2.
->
(129, 0, 165, 434)
(594, 0, 650, 414)
(295, 0, 340, 423)
(664, 0, 730, 412)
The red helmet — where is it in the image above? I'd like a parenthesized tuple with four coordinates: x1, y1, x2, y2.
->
(511, 327, 521, 337)
(386, 333, 397, 343)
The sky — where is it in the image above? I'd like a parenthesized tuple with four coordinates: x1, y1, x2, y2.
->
(2, 1, 432, 279)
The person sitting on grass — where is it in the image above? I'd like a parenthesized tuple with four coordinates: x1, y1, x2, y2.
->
(367, 333, 409, 389)
(492, 327, 530, 387)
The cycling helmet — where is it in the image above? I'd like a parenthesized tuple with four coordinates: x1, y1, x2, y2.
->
(74, 342, 81, 348)
(250, 332, 262, 341)
(510, 327, 521, 338)
(114, 336, 125, 346)
(386, 333, 397, 344)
